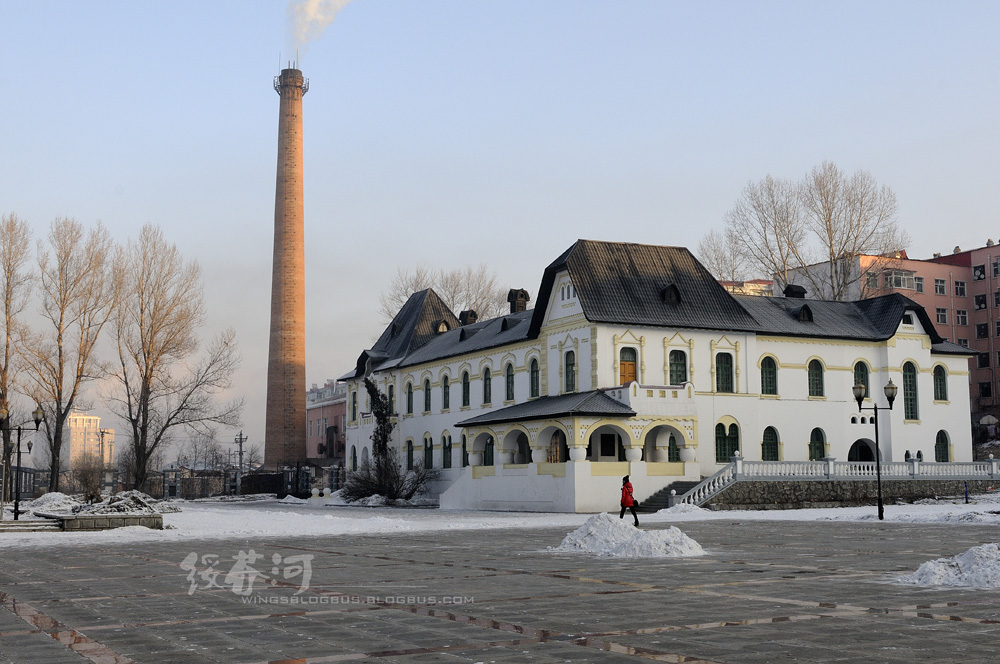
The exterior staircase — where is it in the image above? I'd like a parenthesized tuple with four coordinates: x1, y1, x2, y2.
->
(0, 519, 61, 533)
(636, 481, 701, 513)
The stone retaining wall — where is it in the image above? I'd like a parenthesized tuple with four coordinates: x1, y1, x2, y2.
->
(39, 513, 164, 531)
(707, 480, 999, 510)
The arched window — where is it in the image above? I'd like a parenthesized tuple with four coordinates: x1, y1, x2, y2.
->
(350, 446, 357, 471)
(903, 362, 918, 420)
(406, 383, 413, 414)
(565, 351, 576, 392)
(716, 353, 733, 393)
(461, 434, 469, 467)
(505, 363, 515, 401)
(669, 350, 687, 385)
(854, 362, 870, 399)
(935, 430, 950, 462)
(423, 379, 432, 412)
(529, 359, 540, 398)
(715, 422, 739, 462)
(406, 440, 413, 470)
(483, 368, 492, 404)
(933, 366, 948, 401)
(387, 384, 395, 413)
(442, 434, 452, 469)
(808, 428, 825, 460)
(442, 375, 450, 410)
(762, 426, 779, 461)
(424, 436, 433, 469)
(351, 391, 358, 420)
(667, 432, 680, 462)
(808, 360, 824, 397)
(461, 371, 470, 407)
(619, 347, 637, 384)
(760, 357, 777, 395)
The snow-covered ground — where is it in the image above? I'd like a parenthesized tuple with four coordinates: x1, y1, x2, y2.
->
(1, 492, 999, 549)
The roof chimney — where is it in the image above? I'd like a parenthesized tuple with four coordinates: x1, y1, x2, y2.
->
(459, 310, 478, 326)
(507, 288, 530, 313)
(783, 284, 807, 299)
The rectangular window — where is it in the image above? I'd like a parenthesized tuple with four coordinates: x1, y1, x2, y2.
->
(975, 294, 987, 310)
(973, 264, 986, 281)
(978, 323, 989, 339)
(914, 276, 924, 293)
(935, 278, 947, 295)
(995, 290, 1000, 308)
(884, 270, 915, 289)
(936, 308, 947, 324)
(979, 353, 991, 369)
(980, 382, 993, 399)
(996, 350, 1000, 367)
(994, 259, 1000, 277)
(958, 338, 969, 348)
(996, 320, 1000, 337)
(955, 281, 967, 296)
(866, 272, 879, 290)
(956, 310, 968, 326)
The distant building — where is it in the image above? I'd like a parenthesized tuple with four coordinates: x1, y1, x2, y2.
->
(306, 380, 347, 466)
(719, 279, 774, 297)
(60, 411, 114, 472)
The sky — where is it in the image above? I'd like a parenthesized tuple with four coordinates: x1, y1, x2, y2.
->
(2, 1, 999, 460)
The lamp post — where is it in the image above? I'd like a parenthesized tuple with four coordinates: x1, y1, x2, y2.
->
(852, 379, 898, 521)
(0, 405, 44, 521)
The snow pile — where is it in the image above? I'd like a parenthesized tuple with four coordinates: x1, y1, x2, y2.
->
(357, 494, 390, 507)
(896, 543, 1000, 589)
(551, 512, 705, 558)
(76, 490, 181, 515)
(25, 492, 83, 515)
(279, 495, 308, 504)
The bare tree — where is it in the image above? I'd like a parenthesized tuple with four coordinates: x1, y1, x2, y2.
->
(378, 264, 510, 323)
(21, 219, 116, 492)
(696, 227, 749, 284)
(721, 174, 806, 292)
(706, 163, 908, 300)
(797, 161, 909, 300)
(242, 442, 263, 472)
(72, 453, 103, 503)
(0, 214, 33, 504)
(108, 224, 243, 490)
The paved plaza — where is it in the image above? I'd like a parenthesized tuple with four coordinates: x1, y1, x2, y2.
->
(1, 515, 999, 663)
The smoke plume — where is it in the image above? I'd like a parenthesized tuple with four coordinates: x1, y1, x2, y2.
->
(288, 0, 353, 54)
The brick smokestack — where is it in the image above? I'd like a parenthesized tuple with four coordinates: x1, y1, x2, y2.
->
(264, 67, 308, 469)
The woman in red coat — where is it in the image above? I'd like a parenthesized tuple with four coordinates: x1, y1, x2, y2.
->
(619, 475, 638, 526)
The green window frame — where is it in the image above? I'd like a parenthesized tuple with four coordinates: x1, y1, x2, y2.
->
(529, 359, 540, 398)
(483, 368, 492, 404)
(715, 423, 739, 462)
(762, 426, 779, 461)
(854, 362, 870, 399)
(903, 362, 918, 419)
(808, 428, 825, 460)
(669, 350, 687, 385)
(565, 351, 576, 392)
(933, 365, 947, 401)
(935, 430, 949, 462)
(423, 379, 431, 412)
(505, 363, 515, 401)
(808, 360, 824, 397)
(462, 372, 470, 407)
(761, 357, 777, 395)
(716, 353, 734, 393)
(442, 375, 450, 410)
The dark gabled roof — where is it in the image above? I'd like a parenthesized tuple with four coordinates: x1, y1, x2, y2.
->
(402, 309, 533, 368)
(455, 390, 635, 427)
(931, 341, 975, 356)
(529, 240, 758, 336)
(734, 292, 950, 343)
(341, 289, 460, 379)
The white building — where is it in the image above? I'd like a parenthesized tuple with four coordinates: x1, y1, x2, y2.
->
(342, 240, 973, 512)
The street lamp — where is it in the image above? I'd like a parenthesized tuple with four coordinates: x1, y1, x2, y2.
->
(0, 405, 44, 521)
(852, 379, 898, 521)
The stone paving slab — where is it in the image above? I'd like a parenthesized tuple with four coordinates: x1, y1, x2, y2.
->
(2, 518, 1000, 662)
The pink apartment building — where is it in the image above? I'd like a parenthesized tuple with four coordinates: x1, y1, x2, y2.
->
(306, 380, 347, 465)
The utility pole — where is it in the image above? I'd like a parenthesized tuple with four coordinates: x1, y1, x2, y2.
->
(234, 431, 247, 496)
